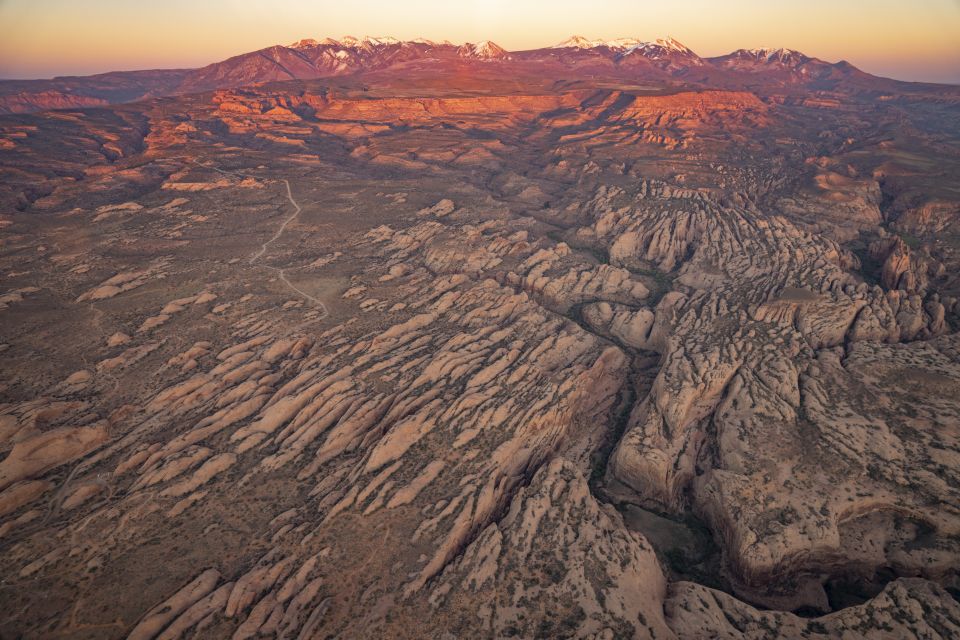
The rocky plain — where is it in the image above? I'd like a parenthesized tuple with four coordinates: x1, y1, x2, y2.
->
(1, 37, 960, 638)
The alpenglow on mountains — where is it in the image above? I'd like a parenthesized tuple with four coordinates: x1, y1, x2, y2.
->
(2, 21, 960, 640)
(0, 35, 917, 114)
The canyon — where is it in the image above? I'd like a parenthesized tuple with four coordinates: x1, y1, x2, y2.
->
(1, 35, 959, 639)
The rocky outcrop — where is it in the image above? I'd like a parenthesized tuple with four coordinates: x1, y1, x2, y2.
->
(666, 578, 960, 639)
(425, 458, 673, 639)
(0, 423, 109, 490)
(582, 302, 657, 350)
(870, 235, 938, 294)
(892, 199, 959, 234)
(602, 178, 957, 604)
(0, 90, 108, 114)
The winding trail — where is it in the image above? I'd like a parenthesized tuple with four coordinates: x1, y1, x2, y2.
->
(249, 179, 329, 317)
(192, 159, 328, 316)
(249, 179, 300, 264)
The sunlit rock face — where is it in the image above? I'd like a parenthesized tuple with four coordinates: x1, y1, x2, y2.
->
(0, 34, 959, 639)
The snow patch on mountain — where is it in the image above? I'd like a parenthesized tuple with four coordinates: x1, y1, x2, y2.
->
(457, 40, 509, 59)
(553, 35, 694, 53)
(730, 48, 811, 66)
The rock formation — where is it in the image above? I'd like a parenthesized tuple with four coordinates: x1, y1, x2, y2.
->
(0, 42, 958, 639)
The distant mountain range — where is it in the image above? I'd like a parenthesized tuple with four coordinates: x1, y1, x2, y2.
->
(0, 35, 944, 114)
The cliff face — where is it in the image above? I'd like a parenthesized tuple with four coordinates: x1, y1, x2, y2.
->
(0, 90, 108, 113)
(210, 87, 768, 143)
(609, 89, 766, 119)
(0, 70, 190, 115)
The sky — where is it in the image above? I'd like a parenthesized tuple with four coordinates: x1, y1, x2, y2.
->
(1, 0, 958, 83)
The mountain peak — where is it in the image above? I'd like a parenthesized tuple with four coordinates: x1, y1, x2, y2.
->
(553, 35, 596, 49)
(658, 36, 694, 54)
(457, 40, 509, 59)
(336, 35, 401, 48)
(630, 37, 701, 67)
(553, 36, 645, 50)
(552, 35, 697, 56)
(288, 36, 449, 51)
(288, 38, 320, 49)
(731, 47, 811, 66)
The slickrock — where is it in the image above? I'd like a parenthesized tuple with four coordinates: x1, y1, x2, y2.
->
(666, 578, 960, 639)
(0, 422, 108, 490)
(6, 269, 627, 634)
(424, 458, 674, 638)
(0, 286, 40, 311)
(893, 199, 959, 234)
(154, 581, 234, 640)
(76, 262, 169, 302)
(127, 569, 222, 640)
(0, 479, 52, 517)
(93, 201, 143, 222)
(602, 177, 957, 604)
(159, 452, 237, 498)
(2, 57, 959, 640)
(872, 235, 934, 294)
(416, 198, 456, 217)
(107, 332, 132, 347)
(583, 302, 657, 350)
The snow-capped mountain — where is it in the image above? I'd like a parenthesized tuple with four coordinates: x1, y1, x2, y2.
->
(705, 47, 862, 84)
(175, 34, 881, 95)
(715, 48, 812, 68)
(553, 35, 693, 54)
(553, 36, 648, 50)
(624, 37, 697, 58)
(1, 33, 908, 115)
(176, 36, 515, 93)
(289, 36, 449, 50)
(620, 37, 703, 67)
(338, 36, 401, 48)
(288, 38, 321, 49)
(550, 36, 664, 51)
(184, 37, 438, 93)
(550, 35, 703, 69)
(457, 41, 510, 60)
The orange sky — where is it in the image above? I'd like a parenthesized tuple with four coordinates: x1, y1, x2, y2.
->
(1, 0, 958, 82)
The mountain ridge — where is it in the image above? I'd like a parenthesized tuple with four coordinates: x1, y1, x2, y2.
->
(0, 35, 954, 114)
